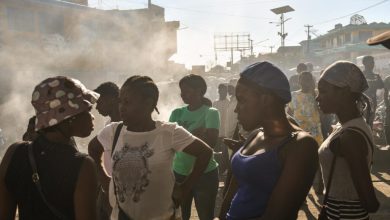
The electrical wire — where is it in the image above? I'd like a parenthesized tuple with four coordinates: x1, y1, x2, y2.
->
(185, 0, 285, 9)
(163, 6, 275, 20)
(314, 0, 389, 25)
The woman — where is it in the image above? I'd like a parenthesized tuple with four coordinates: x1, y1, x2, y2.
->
(0, 76, 98, 220)
(288, 71, 323, 144)
(89, 75, 213, 220)
(169, 74, 220, 220)
(219, 62, 319, 220)
(316, 61, 380, 219)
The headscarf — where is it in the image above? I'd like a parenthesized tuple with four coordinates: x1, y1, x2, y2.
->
(320, 61, 368, 93)
(240, 61, 291, 104)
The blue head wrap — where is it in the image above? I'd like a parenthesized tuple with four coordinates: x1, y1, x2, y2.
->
(240, 61, 291, 104)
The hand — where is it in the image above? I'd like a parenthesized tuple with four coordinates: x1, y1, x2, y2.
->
(223, 134, 245, 153)
(172, 183, 190, 208)
(98, 169, 111, 193)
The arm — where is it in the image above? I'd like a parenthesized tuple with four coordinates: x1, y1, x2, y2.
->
(74, 157, 98, 220)
(88, 137, 110, 192)
(384, 88, 389, 109)
(192, 128, 219, 149)
(202, 108, 220, 148)
(172, 139, 212, 205)
(339, 131, 379, 212)
(0, 143, 19, 220)
(261, 135, 318, 220)
(219, 174, 239, 220)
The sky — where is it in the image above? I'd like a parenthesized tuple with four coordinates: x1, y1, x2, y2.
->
(88, 0, 390, 68)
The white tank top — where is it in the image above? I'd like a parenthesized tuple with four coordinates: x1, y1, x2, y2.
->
(318, 117, 374, 200)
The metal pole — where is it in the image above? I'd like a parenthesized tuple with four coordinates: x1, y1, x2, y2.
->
(281, 14, 284, 47)
(231, 48, 234, 72)
(304, 24, 313, 54)
(250, 39, 253, 56)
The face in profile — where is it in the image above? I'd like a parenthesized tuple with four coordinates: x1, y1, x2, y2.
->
(71, 110, 95, 137)
(228, 85, 235, 96)
(180, 83, 200, 105)
(95, 95, 114, 116)
(218, 85, 228, 99)
(235, 81, 264, 131)
(316, 80, 341, 114)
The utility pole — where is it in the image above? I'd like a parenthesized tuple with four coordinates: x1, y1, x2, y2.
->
(279, 13, 288, 47)
(250, 39, 253, 56)
(270, 46, 274, 53)
(304, 24, 313, 54)
(271, 6, 294, 47)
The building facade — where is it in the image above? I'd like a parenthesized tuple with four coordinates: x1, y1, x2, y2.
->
(300, 21, 390, 69)
(0, 0, 180, 76)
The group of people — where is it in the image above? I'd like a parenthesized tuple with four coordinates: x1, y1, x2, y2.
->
(0, 31, 389, 220)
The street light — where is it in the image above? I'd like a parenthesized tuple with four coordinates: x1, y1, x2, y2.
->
(270, 5, 295, 47)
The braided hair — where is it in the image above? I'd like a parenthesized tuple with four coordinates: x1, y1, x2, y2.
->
(122, 75, 160, 114)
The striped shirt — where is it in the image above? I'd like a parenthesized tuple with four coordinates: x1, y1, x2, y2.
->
(325, 198, 369, 220)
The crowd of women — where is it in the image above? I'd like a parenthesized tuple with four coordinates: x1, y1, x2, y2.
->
(0, 31, 389, 220)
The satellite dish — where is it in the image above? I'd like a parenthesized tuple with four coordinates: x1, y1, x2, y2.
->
(350, 14, 367, 25)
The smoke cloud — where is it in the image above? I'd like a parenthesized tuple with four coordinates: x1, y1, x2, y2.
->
(0, 1, 231, 157)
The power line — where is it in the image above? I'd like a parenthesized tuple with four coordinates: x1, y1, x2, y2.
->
(314, 0, 390, 25)
(101, 1, 116, 9)
(186, 0, 285, 9)
(115, 0, 274, 20)
(161, 6, 274, 20)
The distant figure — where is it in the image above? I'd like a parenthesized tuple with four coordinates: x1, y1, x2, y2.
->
(213, 83, 230, 174)
(289, 63, 307, 92)
(0, 128, 5, 147)
(22, 116, 37, 142)
(362, 55, 384, 126)
(368, 31, 390, 144)
(225, 80, 238, 139)
(289, 71, 323, 144)
(0, 76, 98, 220)
(89, 82, 121, 220)
(317, 61, 380, 219)
(213, 83, 229, 138)
(383, 75, 390, 145)
(305, 62, 314, 73)
(170, 74, 220, 220)
(288, 71, 324, 194)
(94, 82, 121, 125)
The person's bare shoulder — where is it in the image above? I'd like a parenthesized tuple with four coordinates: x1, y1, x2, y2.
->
(284, 131, 319, 159)
(0, 142, 26, 176)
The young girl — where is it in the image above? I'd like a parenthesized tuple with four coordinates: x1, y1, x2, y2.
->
(0, 76, 98, 220)
(317, 61, 379, 219)
(219, 62, 319, 220)
(170, 74, 220, 220)
(89, 75, 212, 220)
